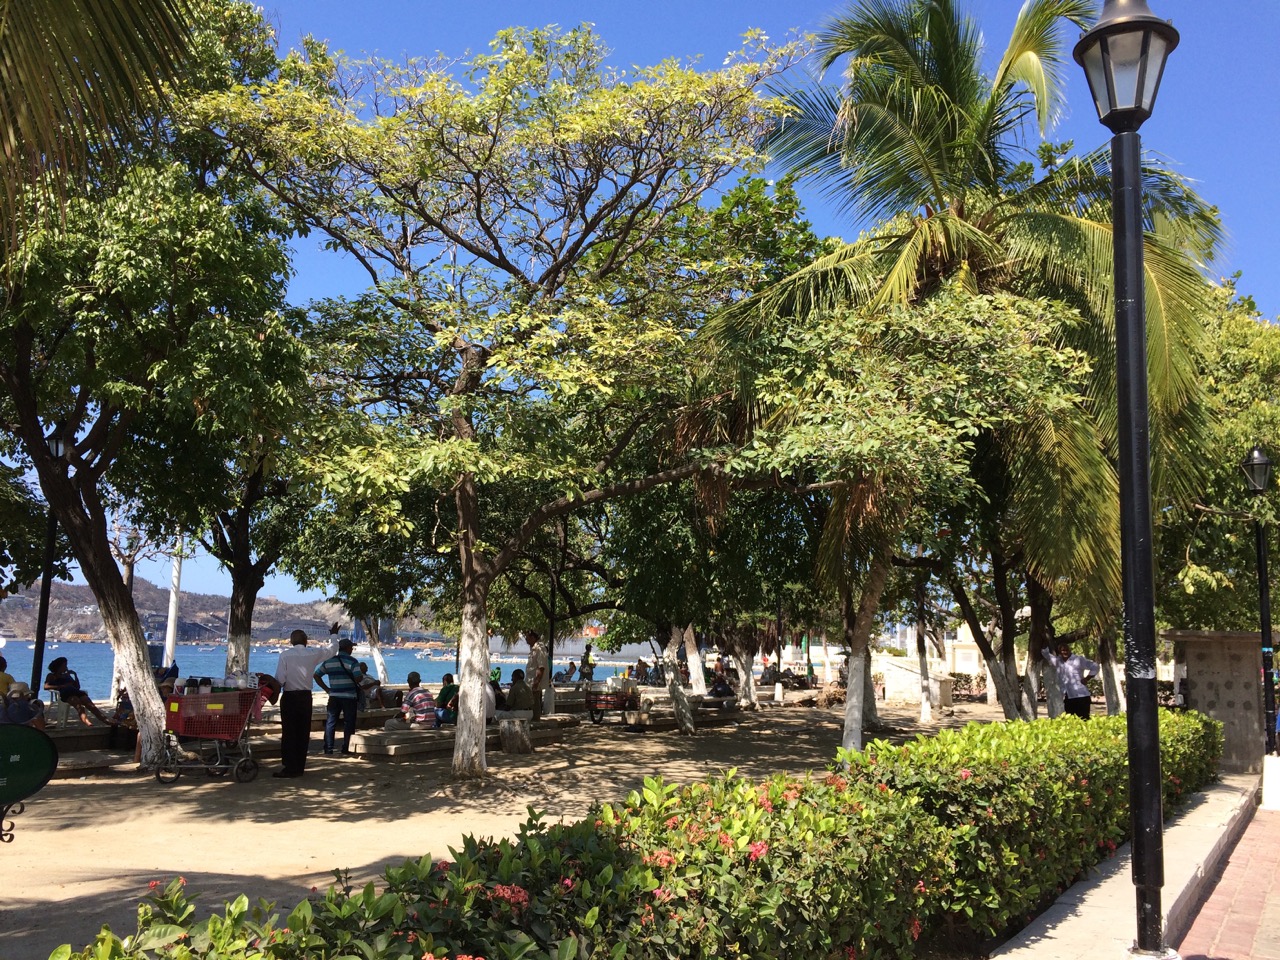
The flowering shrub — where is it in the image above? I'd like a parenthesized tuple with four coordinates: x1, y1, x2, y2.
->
(57, 710, 1220, 960)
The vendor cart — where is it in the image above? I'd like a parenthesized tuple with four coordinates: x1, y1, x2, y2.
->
(155, 687, 264, 784)
(585, 684, 639, 724)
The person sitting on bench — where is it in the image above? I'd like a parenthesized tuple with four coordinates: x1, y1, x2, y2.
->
(1, 682, 46, 729)
(44, 656, 110, 726)
(384, 673, 436, 730)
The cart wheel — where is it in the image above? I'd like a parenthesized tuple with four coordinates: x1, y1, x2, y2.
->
(589, 708, 605, 724)
(234, 758, 259, 783)
(155, 758, 181, 784)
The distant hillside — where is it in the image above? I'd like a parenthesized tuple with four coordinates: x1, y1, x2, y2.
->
(0, 578, 338, 643)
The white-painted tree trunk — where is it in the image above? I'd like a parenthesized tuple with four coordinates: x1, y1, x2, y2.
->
(452, 590, 491, 777)
(665, 625, 695, 735)
(917, 645, 933, 724)
(1039, 655, 1064, 717)
(841, 652, 866, 754)
(732, 651, 757, 708)
(684, 626, 706, 696)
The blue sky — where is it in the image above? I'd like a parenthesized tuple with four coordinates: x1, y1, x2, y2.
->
(134, 0, 1280, 602)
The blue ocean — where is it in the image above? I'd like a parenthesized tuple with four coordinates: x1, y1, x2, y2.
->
(1, 639, 630, 702)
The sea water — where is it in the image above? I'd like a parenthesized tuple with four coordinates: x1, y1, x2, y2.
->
(0, 640, 633, 702)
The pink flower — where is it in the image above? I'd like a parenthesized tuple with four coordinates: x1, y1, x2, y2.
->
(644, 849, 676, 868)
(911, 917, 922, 941)
(914, 880, 927, 894)
(959, 769, 972, 780)
(561, 877, 574, 890)
(148, 880, 160, 890)
(488, 884, 531, 910)
(759, 798, 775, 813)
(654, 887, 672, 902)
(718, 832, 733, 850)
(665, 815, 680, 829)
(748, 841, 768, 862)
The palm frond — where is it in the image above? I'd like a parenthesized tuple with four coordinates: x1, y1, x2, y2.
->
(0, 0, 194, 256)
(990, 0, 1095, 136)
(705, 240, 887, 342)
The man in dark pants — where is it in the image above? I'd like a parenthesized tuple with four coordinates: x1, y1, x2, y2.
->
(272, 623, 341, 778)
(314, 638, 362, 755)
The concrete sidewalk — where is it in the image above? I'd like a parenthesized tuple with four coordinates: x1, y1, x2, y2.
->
(992, 774, 1259, 959)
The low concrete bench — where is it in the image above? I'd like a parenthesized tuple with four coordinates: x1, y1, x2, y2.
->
(348, 721, 565, 758)
(496, 710, 533, 753)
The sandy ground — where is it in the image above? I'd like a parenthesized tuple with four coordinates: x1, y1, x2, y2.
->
(1, 700, 1002, 960)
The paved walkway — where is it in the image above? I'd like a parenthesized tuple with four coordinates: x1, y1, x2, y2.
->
(1175, 808, 1280, 960)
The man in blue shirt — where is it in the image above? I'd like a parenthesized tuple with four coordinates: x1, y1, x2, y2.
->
(314, 638, 362, 756)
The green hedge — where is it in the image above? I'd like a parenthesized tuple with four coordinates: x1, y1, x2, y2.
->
(57, 710, 1221, 960)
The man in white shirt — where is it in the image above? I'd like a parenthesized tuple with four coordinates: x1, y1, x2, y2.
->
(525, 630, 549, 720)
(273, 623, 341, 778)
(1042, 641, 1100, 719)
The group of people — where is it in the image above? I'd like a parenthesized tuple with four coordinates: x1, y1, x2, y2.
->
(268, 625, 585, 779)
(0, 653, 114, 730)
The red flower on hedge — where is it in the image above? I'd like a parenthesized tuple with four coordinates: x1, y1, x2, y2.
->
(959, 769, 973, 780)
(718, 832, 733, 850)
(748, 841, 768, 862)
(489, 883, 530, 910)
(910, 918, 922, 941)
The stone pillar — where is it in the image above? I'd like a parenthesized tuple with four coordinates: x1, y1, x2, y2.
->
(1167, 630, 1264, 774)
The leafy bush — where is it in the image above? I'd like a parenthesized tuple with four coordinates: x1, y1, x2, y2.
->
(58, 710, 1221, 960)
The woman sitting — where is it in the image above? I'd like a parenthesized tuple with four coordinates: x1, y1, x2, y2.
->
(43, 656, 110, 726)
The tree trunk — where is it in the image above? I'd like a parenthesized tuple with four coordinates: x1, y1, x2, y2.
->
(1099, 628, 1125, 715)
(915, 569, 932, 724)
(841, 588, 866, 755)
(732, 651, 757, 708)
(841, 545, 892, 753)
(73, 525, 167, 765)
(949, 575, 1029, 721)
(684, 626, 707, 696)
(665, 624, 695, 735)
(1025, 577, 1056, 720)
(224, 564, 264, 676)
(991, 548, 1033, 718)
(452, 473, 492, 778)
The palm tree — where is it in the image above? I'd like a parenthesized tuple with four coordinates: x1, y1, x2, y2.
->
(716, 0, 1222, 717)
(0, 0, 194, 255)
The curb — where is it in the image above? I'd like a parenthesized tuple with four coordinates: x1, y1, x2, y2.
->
(991, 775, 1258, 959)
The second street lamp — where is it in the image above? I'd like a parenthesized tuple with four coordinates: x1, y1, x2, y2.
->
(1074, 0, 1178, 956)
(1242, 445, 1277, 756)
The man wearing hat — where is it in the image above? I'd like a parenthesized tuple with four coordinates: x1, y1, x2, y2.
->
(1, 682, 46, 729)
(314, 635, 363, 757)
(272, 623, 341, 778)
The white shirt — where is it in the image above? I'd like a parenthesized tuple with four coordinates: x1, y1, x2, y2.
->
(483, 682, 496, 721)
(1043, 648, 1099, 700)
(275, 638, 340, 692)
(525, 642, 549, 692)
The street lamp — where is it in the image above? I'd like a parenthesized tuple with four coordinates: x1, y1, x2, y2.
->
(1074, 1, 1178, 957)
(28, 432, 65, 694)
(1242, 446, 1276, 756)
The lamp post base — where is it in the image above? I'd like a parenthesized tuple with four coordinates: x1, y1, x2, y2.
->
(1128, 946, 1180, 960)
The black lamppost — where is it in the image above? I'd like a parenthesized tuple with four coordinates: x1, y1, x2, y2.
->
(28, 432, 65, 693)
(1074, 2, 1179, 956)
(1242, 446, 1276, 755)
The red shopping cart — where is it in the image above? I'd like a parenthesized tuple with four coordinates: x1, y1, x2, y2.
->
(155, 686, 267, 784)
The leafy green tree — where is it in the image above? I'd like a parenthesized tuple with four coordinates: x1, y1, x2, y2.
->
(725, 0, 1221, 720)
(0, 2, 297, 765)
(1156, 284, 1280, 630)
(205, 28, 804, 776)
